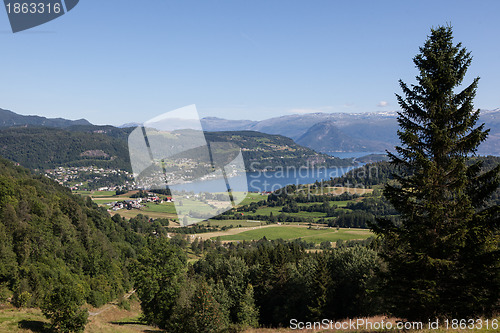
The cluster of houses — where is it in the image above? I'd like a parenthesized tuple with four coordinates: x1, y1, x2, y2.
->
(44, 166, 135, 191)
(110, 200, 142, 211)
(109, 193, 173, 211)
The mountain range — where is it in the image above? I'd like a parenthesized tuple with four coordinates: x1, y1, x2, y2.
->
(200, 109, 500, 155)
(0, 108, 91, 128)
(1, 107, 499, 157)
(0, 109, 351, 171)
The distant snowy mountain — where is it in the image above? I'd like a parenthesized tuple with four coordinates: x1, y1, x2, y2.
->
(200, 109, 500, 155)
(2, 107, 498, 155)
(118, 122, 142, 128)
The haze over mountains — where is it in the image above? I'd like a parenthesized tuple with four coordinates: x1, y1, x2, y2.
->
(201, 109, 500, 155)
(1, 107, 499, 156)
(0, 108, 351, 171)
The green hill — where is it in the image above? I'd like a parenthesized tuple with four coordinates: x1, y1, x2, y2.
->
(204, 130, 353, 170)
(0, 108, 91, 128)
(0, 157, 150, 307)
(0, 126, 353, 173)
(0, 127, 132, 171)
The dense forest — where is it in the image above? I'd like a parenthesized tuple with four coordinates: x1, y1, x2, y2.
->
(0, 127, 132, 171)
(0, 156, 147, 308)
(0, 127, 352, 173)
(0, 156, 381, 332)
(130, 236, 381, 332)
(203, 130, 353, 170)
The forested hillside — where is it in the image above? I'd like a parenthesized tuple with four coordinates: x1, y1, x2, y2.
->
(0, 127, 353, 173)
(0, 156, 381, 332)
(0, 127, 132, 171)
(204, 130, 352, 170)
(0, 157, 146, 307)
(0, 108, 91, 128)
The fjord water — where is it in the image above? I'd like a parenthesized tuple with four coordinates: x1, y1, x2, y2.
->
(328, 151, 386, 159)
(168, 152, 379, 193)
(171, 166, 358, 193)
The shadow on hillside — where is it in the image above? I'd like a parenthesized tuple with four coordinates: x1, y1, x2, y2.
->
(18, 320, 49, 332)
(111, 320, 142, 325)
(110, 320, 164, 332)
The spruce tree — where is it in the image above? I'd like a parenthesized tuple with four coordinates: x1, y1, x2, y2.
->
(373, 26, 500, 319)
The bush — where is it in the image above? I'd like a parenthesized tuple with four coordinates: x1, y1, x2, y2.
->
(117, 298, 131, 311)
(12, 290, 31, 308)
(0, 283, 10, 303)
(87, 290, 106, 308)
(320, 241, 332, 250)
(41, 285, 88, 333)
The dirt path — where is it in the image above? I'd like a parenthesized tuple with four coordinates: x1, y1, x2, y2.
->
(85, 291, 164, 332)
(88, 290, 136, 317)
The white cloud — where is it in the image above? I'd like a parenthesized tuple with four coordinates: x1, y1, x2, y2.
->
(377, 101, 389, 107)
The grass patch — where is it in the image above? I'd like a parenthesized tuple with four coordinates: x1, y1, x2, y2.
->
(0, 308, 49, 333)
(142, 202, 176, 214)
(73, 190, 92, 195)
(217, 226, 372, 243)
(92, 198, 118, 205)
(238, 193, 268, 206)
(332, 200, 351, 208)
(200, 220, 265, 227)
(91, 191, 117, 197)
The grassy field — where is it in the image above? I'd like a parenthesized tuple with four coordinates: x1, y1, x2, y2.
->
(141, 202, 176, 214)
(110, 210, 178, 220)
(3, 305, 498, 333)
(81, 188, 368, 226)
(217, 226, 372, 243)
(0, 300, 161, 333)
(238, 193, 268, 205)
(74, 190, 117, 197)
(83, 191, 270, 221)
(91, 198, 120, 205)
(307, 186, 373, 196)
(73, 190, 93, 195)
(199, 219, 267, 227)
(0, 307, 49, 332)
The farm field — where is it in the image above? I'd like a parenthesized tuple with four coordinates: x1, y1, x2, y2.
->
(237, 192, 268, 205)
(110, 209, 178, 221)
(79, 191, 271, 221)
(307, 186, 373, 196)
(200, 219, 266, 227)
(215, 226, 372, 243)
(78, 187, 385, 233)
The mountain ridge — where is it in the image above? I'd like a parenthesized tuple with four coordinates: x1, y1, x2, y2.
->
(296, 121, 393, 153)
(1, 107, 499, 156)
(199, 109, 500, 155)
(0, 108, 91, 128)
(0, 126, 353, 172)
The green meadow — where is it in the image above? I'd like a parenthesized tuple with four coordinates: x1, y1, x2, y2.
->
(216, 226, 372, 243)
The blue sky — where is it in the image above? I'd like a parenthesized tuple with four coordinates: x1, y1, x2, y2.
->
(1, 0, 499, 125)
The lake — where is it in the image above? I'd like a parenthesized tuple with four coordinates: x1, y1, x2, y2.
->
(327, 151, 386, 159)
(170, 166, 358, 193)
